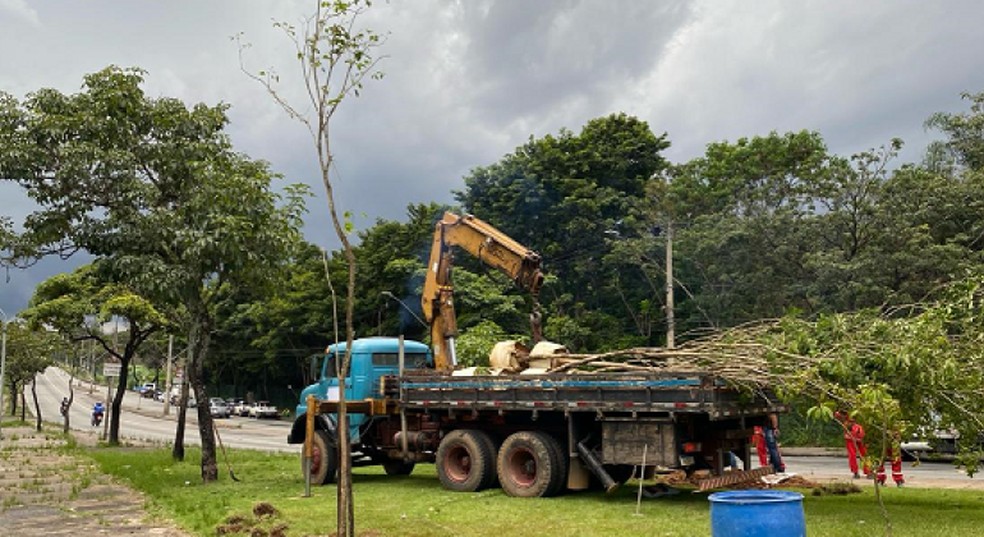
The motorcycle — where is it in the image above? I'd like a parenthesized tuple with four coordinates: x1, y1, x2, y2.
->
(91, 410, 104, 427)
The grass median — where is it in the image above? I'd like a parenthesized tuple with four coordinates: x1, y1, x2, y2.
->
(83, 445, 984, 537)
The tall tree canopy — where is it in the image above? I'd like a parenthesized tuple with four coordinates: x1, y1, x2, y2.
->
(0, 66, 306, 481)
(456, 113, 671, 349)
(24, 262, 168, 445)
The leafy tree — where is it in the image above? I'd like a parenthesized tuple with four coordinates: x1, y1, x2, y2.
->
(925, 91, 984, 171)
(0, 67, 306, 482)
(23, 263, 167, 444)
(454, 320, 515, 367)
(351, 203, 445, 342)
(638, 131, 839, 330)
(242, 1, 385, 533)
(784, 273, 984, 475)
(2, 321, 59, 428)
(456, 113, 670, 347)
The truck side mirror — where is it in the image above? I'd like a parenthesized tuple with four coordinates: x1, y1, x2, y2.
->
(309, 354, 319, 382)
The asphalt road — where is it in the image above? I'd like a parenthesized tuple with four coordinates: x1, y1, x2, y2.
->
(32, 367, 298, 453)
(28, 367, 982, 489)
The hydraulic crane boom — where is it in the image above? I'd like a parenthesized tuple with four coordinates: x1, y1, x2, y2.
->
(421, 212, 544, 371)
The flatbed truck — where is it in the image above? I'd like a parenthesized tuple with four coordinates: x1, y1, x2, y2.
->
(288, 336, 784, 497)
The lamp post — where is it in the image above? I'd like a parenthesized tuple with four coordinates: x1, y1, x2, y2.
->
(1, 307, 9, 440)
(380, 291, 426, 329)
(664, 221, 675, 349)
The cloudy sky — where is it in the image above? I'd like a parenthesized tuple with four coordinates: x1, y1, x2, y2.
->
(2, 0, 984, 316)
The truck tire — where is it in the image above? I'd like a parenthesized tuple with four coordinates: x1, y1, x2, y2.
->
(307, 430, 338, 485)
(542, 433, 569, 496)
(382, 459, 416, 476)
(497, 431, 567, 498)
(436, 429, 497, 492)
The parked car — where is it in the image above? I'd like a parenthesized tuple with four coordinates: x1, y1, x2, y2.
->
(901, 429, 984, 459)
(208, 397, 230, 419)
(249, 401, 278, 419)
(169, 393, 197, 408)
(137, 383, 157, 398)
(235, 400, 252, 417)
(226, 398, 244, 417)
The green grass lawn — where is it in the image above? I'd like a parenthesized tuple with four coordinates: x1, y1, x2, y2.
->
(85, 446, 984, 537)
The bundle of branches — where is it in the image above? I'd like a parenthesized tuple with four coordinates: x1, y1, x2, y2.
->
(545, 319, 819, 397)
(547, 274, 984, 474)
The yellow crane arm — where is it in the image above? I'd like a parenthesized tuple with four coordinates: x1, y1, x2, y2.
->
(421, 212, 544, 371)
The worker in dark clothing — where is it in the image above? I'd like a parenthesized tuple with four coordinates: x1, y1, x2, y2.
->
(762, 413, 785, 472)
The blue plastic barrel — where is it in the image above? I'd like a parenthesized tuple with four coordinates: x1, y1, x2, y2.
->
(708, 490, 806, 537)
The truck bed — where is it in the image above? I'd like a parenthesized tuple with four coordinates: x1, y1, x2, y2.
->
(398, 372, 782, 419)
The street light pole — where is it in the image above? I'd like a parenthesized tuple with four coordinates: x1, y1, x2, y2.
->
(665, 221, 675, 349)
(1, 308, 9, 440)
(381, 291, 427, 329)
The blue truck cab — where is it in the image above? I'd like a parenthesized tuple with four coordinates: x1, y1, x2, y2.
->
(290, 337, 432, 444)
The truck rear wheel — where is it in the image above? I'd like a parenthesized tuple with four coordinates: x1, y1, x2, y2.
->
(436, 429, 497, 492)
(497, 431, 567, 497)
(307, 430, 338, 485)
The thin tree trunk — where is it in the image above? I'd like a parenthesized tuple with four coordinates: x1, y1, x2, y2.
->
(173, 328, 192, 462)
(188, 305, 218, 482)
(64, 368, 75, 433)
(109, 353, 133, 446)
(172, 377, 189, 461)
(9, 379, 18, 416)
(31, 377, 42, 431)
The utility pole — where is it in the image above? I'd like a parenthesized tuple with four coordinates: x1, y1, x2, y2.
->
(0, 309, 8, 440)
(665, 221, 675, 349)
(163, 335, 173, 416)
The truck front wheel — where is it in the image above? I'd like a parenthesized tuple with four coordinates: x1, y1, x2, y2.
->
(436, 429, 497, 492)
(497, 431, 567, 497)
(307, 430, 338, 485)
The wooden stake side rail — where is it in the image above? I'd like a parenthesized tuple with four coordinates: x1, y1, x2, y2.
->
(316, 398, 398, 416)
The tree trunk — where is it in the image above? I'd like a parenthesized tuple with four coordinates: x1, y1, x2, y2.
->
(31, 377, 41, 431)
(172, 378, 189, 461)
(20, 388, 26, 422)
(9, 379, 18, 416)
(64, 369, 75, 433)
(193, 378, 218, 482)
(187, 306, 218, 482)
(109, 352, 134, 446)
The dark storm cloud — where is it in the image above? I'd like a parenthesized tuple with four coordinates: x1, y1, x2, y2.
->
(453, 1, 695, 128)
(626, 1, 984, 162)
(3, 0, 984, 315)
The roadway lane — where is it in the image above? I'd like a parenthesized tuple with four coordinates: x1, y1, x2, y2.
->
(33, 367, 299, 454)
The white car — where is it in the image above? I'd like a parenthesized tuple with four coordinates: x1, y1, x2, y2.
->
(235, 401, 252, 417)
(208, 397, 230, 419)
(249, 401, 279, 419)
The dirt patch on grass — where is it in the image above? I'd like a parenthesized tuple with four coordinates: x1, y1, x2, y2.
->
(0, 425, 189, 536)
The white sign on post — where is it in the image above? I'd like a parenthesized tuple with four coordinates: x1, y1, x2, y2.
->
(102, 363, 122, 377)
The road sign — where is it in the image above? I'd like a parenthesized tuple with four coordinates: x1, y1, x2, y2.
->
(102, 362, 122, 377)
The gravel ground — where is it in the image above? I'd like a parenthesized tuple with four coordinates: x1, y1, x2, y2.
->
(0, 425, 189, 537)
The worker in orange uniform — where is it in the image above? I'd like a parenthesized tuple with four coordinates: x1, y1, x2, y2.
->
(875, 430, 905, 487)
(837, 411, 869, 478)
(751, 425, 768, 467)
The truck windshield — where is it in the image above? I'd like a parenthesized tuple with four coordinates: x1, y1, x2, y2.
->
(324, 353, 339, 379)
(372, 353, 430, 368)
